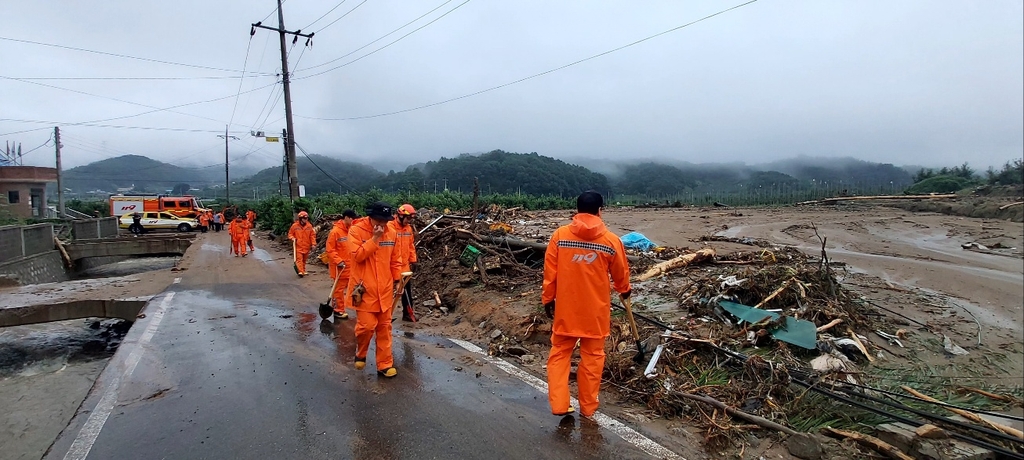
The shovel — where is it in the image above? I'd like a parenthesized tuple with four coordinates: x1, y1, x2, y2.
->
(292, 239, 300, 275)
(621, 295, 646, 364)
(319, 263, 345, 319)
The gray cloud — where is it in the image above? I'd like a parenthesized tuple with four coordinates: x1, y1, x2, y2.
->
(3, 0, 1020, 172)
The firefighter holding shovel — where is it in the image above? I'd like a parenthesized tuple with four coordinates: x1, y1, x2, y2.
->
(345, 202, 404, 378)
(542, 190, 631, 418)
(288, 211, 316, 276)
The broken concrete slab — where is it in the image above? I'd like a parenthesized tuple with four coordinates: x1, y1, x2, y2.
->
(915, 439, 995, 460)
(876, 422, 916, 454)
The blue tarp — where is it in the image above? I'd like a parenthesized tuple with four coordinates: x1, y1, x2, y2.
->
(620, 232, 658, 251)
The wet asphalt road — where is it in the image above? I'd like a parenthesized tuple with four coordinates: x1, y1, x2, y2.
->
(45, 237, 669, 459)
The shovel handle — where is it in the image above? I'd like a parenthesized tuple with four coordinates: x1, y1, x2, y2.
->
(621, 296, 641, 343)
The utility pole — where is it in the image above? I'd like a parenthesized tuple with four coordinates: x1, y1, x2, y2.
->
(54, 126, 64, 218)
(252, 1, 313, 202)
(217, 125, 240, 205)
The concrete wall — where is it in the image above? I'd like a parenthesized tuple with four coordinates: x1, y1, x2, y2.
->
(72, 217, 120, 240)
(0, 250, 68, 285)
(0, 223, 54, 264)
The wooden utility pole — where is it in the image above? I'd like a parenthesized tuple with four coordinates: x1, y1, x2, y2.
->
(217, 125, 240, 205)
(54, 126, 64, 218)
(252, 1, 312, 202)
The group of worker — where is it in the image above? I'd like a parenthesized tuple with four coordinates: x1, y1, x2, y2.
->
(289, 202, 419, 378)
(198, 208, 257, 257)
(285, 191, 627, 419)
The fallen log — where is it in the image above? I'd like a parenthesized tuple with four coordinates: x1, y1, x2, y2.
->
(822, 427, 914, 460)
(675, 392, 797, 436)
(901, 386, 1024, 439)
(956, 386, 1024, 406)
(797, 194, 957, 206)
(637, 248, 715, 281)
(999, 201, 1023, 210)
(54, 237, 73, 270)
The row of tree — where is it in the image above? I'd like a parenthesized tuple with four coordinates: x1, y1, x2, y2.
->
(907, 159, 1023, 194)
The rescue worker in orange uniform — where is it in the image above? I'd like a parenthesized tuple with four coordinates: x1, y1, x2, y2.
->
(542, 190, 631, 418)
(326, 209, 358, 321)
(198, 211, 210, 233)
(245, 209, 257, 251)
(388, 204, 418, 322)
(345, 202, 402, 378)
(288, 211, 316, 276)
(229, 214, 251, 257)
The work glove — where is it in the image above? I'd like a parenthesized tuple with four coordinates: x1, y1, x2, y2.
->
(410, 262, 418, 272)
(544, 301, 555, 319)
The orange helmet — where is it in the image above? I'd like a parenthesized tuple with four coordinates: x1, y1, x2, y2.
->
(298, 211, 309, 218)
(397, 204, 416, 216)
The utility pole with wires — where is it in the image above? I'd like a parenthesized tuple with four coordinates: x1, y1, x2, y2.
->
(54, 127, 64, 218)
(218, 125, 240, 205)
(252, 0, 313, 202)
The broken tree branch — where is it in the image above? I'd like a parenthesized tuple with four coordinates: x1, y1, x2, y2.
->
(822, 427, 914, 460)
(674, 392, 797, 436)
(901, 386, 1024, 439)
(956, 386, 1024, 407)
(637, 248, 716, 281)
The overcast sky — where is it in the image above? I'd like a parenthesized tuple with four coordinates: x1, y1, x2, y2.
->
(2, 1, 1021, 173)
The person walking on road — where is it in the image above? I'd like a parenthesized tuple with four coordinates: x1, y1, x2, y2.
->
(326, 210, 357, 321)
(213, 211, 224, 232)
(229, 214, 251, 257)
(542, 191, 631, 418)
(388, 204, 419, 322)
(198, 211, 210, 233)
(246, 209, 257, 251)
(288, 211, 316, 276)
(346, 202, 402, 378)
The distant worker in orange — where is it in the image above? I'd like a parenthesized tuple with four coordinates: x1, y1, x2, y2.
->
(229, 214, 251, 257)
(198, 211, 210, 233)
(346, 202, 402, 378)
(542, 190, 631, 418)
(245, 209, 257, 251)
(288, 211, 316, 276)
(326, 209, 358, 321)
(388, 203, 418, 322)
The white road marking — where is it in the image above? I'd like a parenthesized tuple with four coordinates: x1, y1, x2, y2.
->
(447, 338, 685, 460)
(64, 292, 175, 460)
(172, 277, 181, 284)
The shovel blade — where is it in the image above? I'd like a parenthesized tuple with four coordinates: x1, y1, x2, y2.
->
(318, 303, 333, 319)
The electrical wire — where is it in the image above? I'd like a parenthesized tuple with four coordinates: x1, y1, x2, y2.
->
(0, 117, 248, 134)
(316, 0, 371, 33)
(303, 0, 348, 30)
(295, 0, 470, 80)
(295, 142, 354, 192)
(0, 36, 271, 76)
(298, 0, 757, 120)
(7, 75, 264, 81)
(295, 0, 454, 73)
(14, 136, 53, 157)
(228, 36, 256, 127)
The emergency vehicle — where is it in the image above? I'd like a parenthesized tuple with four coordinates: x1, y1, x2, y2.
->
(109, 195, 209, 218)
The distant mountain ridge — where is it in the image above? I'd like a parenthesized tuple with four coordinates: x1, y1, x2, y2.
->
(63, 155, 222, 194)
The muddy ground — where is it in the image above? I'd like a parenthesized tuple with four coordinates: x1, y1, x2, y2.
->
(286, 202, 1022, 458)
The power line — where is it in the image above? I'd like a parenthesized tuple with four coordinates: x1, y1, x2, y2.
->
(295, 142, 354, 192)
(0, 117, 250, 134)
(316, 0, 371, 33)
(298, 0, 758, 120)
(295, 0, 470, 80)
(17, 136, 53, 157)
(1, 75, 231, 126)
(238, 31, 275, 125)
(5, 75, 267, 81)
(303, 0, 348, 30)
(228, 35, 256, 127)
(0, 35, 273, 76)
(295, 0, 455, 73)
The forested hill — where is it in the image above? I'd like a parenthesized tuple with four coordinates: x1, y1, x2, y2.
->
(237, 154, 387, 196)
(63, 155, 221, 193)
(379, 150, 611, 196)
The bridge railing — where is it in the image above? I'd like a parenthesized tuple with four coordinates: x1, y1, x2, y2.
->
(71, 217, 120, 240)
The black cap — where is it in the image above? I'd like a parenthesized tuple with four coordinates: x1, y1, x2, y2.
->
(342, 209, 358, 219)
(365, 201, 394, 221)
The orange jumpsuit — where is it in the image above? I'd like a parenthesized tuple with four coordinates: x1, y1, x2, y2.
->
(387, 219, 418, 320)
(198, 213, 210, 233)
(326, 219, 352, 315)
(229, 218, 251, 256)
(245, 210, 257, 249)
(288, 220, 317, 275)
(345, 217, 401, 370)
(542, 212, 631, 417)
